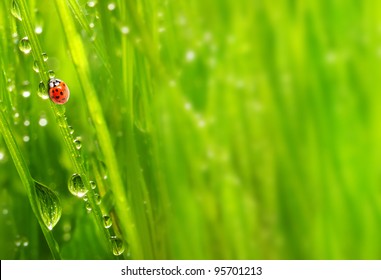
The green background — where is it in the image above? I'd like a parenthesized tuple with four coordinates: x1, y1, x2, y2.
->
(1, 0, 381, 259)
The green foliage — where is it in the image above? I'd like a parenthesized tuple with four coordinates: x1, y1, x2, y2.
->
(1, 0, 381, 260)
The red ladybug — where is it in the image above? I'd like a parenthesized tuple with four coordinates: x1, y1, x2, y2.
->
(48, 78, 70, 104)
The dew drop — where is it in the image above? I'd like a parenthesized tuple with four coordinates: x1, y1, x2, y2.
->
(121, 26, 130, 34)
(107, 3, 116, 11)
(38, 81, 49, 99)
(22, 91, 31, 98)
(23, 135, 30, 142)
(24, 120, 30, 126)
(42, 53, 48, 61)
(68, 173, 88, 198)
(35, 181, 62, 230)
(185, 50, 195, 62)
(15, 237, 21, 247)
(35, 26, 43, 34)
(73, 137, 82, 150)
(19, 37, 32, 54)
(11, 0, 22, 21)
(48, 70, 55, 79)
(90, 180, 96, 189)
(33, 61, 40, 73)
(83, 195, 88, 202)
(94, 193, 102, 205)
(39, 117, 48, 127)
(0, 152, 4, 161)
(68, 125, 74, 135)
(85, 202, 92, 212)
(103, 215, 112, 228)
(87, 1, 96, 7)
(110, 236, 125, 256)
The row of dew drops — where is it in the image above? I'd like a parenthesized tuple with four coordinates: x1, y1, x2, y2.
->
(11, 1, 124, 257)
(68, 174, 125, 256)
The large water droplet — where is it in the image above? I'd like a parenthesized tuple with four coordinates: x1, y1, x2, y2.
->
(19, 37, 32, 54)
(68, 174, 87, 198)
(110, 236, 125, 256)
(38, 81, 49, 100)
(35, 181, 62, 230)
(103, 215, 112, 228)
(11, 0, 22, 21)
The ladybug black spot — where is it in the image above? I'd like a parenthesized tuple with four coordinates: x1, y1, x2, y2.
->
(55, 89, 58, 92)
(55, 96, 59, 99)
(60, 91, 63, 95)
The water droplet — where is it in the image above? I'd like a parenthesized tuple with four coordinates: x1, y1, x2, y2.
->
(121, 26, 130, 34)
(48, 70, 55, 79)
(0, 152, 4, 161)
(68, 125, 74, 135)
(87, 1, 96, 7)
(89, 22, 95, 29)
(107, 3, 116, 11)
(22, 238, 29, 247)
(94, 193, 101, 205)
(38, 81, 49, 99)
(39, 117, 48, 127)
(103, 215, 112, 228)
(110, 236, 125, 256)
(83, 195, 88, 202)
(24, 120, 30, 126)
(90, 180, 96, 189)
(42, 53, 48, 61)
(68, 173, 88, 198)
(85, 202, 92, 212)
(185, 50, 195, 62)
(11, 0, 22, 21)
(73, 137, 82, 150)
(19, 37, 32, 54)
(15, 237, 22, 247)
(22, 91, 31, 98)
(32, 61, 40, 72)
(2, 208, 8, 215)
(23, 135, 30, 142)
(35, 181, 62, 230)
(35, 26, 43, 34)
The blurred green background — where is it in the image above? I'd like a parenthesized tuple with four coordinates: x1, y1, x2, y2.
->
(1, 0, 381, 259)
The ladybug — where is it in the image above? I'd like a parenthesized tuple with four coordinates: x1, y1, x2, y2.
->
(48, 78, 70, 104)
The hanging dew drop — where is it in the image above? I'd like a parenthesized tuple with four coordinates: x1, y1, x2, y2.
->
(68, 173, 88, 198)
(68, 126, 74, 135)
(90, 180, 96, 189)
(42, 52, 48, 61)
(103, 215, 112, 228)
(38, 81, 49, 99)
(34, 181, 62, 230)
(73, 137, 82, 150)
(11, 0, 22, 21)
(33, 61, 40, 73)
(94, 193, 102, 205)
(85, 202, 92, 212)
(18, 37, 32, 54)
(48, 70, 55, 78)
(110, 236, 125, 256)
